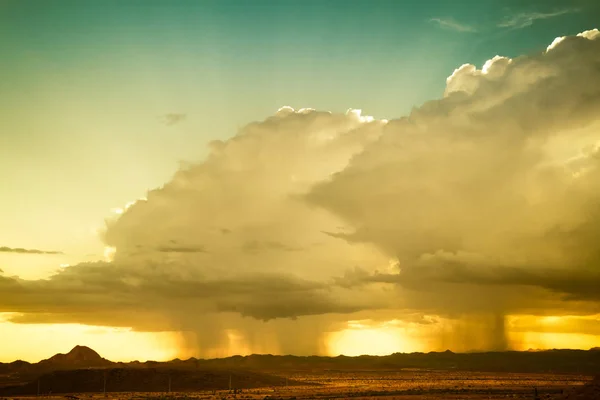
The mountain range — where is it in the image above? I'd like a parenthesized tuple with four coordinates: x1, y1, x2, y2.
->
(3, 346, 600, 374)
(1, 346, 600, 395)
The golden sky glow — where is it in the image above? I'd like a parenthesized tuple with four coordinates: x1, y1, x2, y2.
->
(2, 1, 600, 362)
(3, 313, 598, 362)
(0, 315, 179, 362)
(327, 327, 425, 356)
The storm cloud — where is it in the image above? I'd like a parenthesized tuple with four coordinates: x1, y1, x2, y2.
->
(2, 30, 600, 355)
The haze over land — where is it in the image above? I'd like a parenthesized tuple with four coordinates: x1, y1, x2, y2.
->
(1, 1, 600, 362)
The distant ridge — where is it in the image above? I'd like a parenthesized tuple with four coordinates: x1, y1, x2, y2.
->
(1, 345, 600, 385)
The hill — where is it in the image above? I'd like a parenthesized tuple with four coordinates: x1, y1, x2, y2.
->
(39, 345, 109, 368)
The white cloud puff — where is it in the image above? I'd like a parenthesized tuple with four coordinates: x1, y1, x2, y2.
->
(309, 30, 600, 319)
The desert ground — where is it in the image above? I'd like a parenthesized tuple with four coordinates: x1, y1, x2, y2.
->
(3, 370, 597, 400)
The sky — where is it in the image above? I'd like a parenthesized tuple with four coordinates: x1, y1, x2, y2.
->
(1, 0, 600, 362)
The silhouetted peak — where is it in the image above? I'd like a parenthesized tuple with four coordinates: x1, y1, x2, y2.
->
(9, 360, 31, 367)
(44, 345, 104, 365)
(66, 345, 102, 361)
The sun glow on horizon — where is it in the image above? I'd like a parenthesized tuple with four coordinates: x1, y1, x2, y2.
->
(511, 332, 600, 351)
(326, 315, 600, 356)
(326, 323, 424, 356)
(0, 315, 179, 363)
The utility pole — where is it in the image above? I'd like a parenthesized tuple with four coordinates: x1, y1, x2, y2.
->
(168, 374, 172, 394)
(229, 373, 232, 392)
(103, 371, 107, 396)
(37, 379, 40, 397)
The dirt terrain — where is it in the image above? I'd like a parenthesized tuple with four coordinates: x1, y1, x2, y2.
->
(0, 368, 301, 396)
(1, 370, 596, 400)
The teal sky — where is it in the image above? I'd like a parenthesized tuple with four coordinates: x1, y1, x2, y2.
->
(0, 0, 598, 277)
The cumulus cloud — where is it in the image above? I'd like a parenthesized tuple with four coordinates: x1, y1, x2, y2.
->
(429, 17, 476, 33)
(1, 108, 390, 356)
(0, 246, 63, 255)
(307, 29, 600, 347)
(2, 30, 600, 355)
